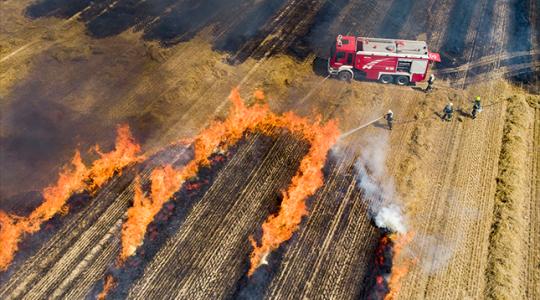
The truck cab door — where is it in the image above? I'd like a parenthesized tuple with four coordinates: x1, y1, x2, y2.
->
(346, 53, 353, 66)
(334, 51, 346, 66)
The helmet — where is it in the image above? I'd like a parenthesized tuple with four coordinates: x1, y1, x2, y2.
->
(388, 110, 393, 114)
(449, 102, 453, 106)
(476, 96, 481, 101)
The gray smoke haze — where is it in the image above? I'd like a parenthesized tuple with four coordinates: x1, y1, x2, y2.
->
(353, 132, 407, 234)
(403, 191, 480, 274)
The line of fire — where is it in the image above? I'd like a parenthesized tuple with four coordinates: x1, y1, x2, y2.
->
(1, 33, 437, 299)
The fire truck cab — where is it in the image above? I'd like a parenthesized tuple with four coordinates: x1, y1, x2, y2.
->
(328, 35, 441, 85)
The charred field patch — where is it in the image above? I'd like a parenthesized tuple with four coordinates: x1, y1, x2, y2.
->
(21, 0, 540, 84)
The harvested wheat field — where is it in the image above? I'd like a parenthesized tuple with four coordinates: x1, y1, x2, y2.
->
(0, 0, 539, 299)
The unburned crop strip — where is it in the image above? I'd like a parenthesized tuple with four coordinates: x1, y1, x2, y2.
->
(485, 95, 533, 299)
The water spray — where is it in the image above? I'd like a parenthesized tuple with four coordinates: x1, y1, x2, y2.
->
(339, 116, 383, 140)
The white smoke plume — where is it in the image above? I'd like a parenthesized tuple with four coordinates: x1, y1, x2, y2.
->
(354, 132, 407, 234)
(374, 205, 407, 234)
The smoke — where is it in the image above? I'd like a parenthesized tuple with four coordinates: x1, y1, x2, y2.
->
(374, 205, 407, 234)
(410, 233, 455, 274)
(354, 132, 407, 234)
(405, 191, 479, 274)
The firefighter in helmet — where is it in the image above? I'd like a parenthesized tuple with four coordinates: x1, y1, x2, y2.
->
(471, 96, 482, 119)
(442, 102, 453, 122)
(385, 110, 394, 130)
(425, 74, 435, 92)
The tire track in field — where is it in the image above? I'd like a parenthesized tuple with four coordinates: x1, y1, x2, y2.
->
(438, 0, 481, 69)
(349, 0, 393, 37)
(401, 110, 463, 299)
(392, 91, 479, 298)
(376, 0, 415, 39)
(438, 0, 539, 86)
(436, 51, 539, 76)
(458, 0, 497, 88)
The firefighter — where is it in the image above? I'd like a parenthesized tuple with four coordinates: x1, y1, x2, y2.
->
(425, 74, 435, 92)
(442, 102, 453, 121)
(385, 110, 394, 130)
(471, 96, 482, 119)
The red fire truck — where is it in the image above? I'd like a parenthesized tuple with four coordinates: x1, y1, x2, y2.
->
(328, 35, 441, 85)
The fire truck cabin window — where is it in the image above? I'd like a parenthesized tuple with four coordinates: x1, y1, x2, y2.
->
(336, 52, 345, 60)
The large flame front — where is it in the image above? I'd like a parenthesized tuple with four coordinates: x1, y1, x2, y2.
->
(0, 125, 143, 271)
(119, 88, 269, 260)
(248, 114, 338, 275)
(118, 88, 339, 275)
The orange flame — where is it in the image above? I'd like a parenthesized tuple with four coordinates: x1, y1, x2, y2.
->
(120, 164, 194, 259)
(0, 125, 143, 271)
(87, 125, 144, 189)
(247, 114, 338, 275)
(120, 89, 268, 260)
(119, 88, 339, 271)
(97, 274, 116, 300)
(385, 232, 415, 300)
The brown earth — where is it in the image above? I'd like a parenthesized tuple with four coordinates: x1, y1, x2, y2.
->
(1, 0, 539, 299)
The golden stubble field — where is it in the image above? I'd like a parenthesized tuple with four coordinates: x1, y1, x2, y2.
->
(1, 1, 539, 299)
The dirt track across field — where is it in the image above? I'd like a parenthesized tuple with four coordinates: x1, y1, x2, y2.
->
(1, 0, 539, 299)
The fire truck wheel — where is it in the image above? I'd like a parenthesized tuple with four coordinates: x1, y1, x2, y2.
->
(379, 75, 393, 84)
(396, 76, 410, 86)
(338, 71, 353, 82)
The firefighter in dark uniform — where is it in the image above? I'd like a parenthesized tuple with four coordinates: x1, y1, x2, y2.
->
(425, 74, 435, 92)
(442, 102, 453, 121)
(471, 96, 482, 119)
(385, 110, 394, 130)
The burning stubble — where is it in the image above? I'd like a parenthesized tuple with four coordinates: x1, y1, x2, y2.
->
(91, 88, 339, 297)
(0, 86, 339, 299)
(0, 125, 144, 271)
(353, 132, 412, 299)
(119, 88, 340, 268)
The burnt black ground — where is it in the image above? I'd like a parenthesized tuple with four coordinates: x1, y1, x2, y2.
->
(24, 0, 538, 83)
(2, 0, 536, 201)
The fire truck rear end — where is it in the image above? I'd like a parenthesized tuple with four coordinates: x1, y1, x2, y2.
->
(328, 35, 441, 85)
